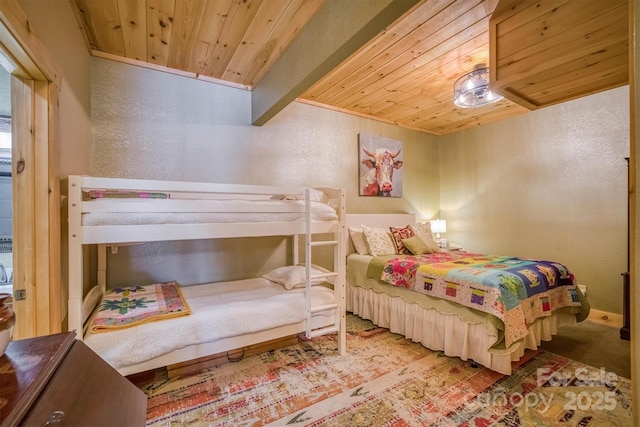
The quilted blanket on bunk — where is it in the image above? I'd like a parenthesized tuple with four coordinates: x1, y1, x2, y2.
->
(90, 281, 191, 332)
(378, 251, 581, 348)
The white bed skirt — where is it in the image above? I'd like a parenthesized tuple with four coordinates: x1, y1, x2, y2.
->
(347, 284, 576, 375)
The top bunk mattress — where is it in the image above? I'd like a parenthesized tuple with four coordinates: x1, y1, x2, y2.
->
(81, 199, 338, 226)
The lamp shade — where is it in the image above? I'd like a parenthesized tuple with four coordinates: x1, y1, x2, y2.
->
(430, 219, 446, 234)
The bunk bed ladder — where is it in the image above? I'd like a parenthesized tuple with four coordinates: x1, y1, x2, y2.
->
(302, 189, 346, 353)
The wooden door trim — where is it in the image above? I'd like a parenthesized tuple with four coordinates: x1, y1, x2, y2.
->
(0, 0, 61, 337)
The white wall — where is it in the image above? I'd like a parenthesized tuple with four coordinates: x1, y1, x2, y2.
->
(439, 86, 629, 313)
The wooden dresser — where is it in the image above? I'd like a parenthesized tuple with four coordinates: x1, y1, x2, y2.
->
(0, 332, 147, 426)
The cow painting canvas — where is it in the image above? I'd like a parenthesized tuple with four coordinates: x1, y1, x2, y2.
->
(359, 134, 404, 197)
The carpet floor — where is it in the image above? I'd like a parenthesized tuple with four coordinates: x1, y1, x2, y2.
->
(130, 314, 633, 426)
(539, 319, 631, 380)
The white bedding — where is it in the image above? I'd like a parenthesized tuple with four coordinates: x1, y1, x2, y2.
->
(82, 199, 338, 226)
(84, 278, 336, 370)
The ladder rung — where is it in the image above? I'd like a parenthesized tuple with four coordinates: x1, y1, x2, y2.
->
(309, 240, 338, 247)
(307, 325, 339, 338)
(310, 303, 338, 314)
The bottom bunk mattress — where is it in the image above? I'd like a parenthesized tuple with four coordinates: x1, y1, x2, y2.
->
(84, 278, 336, 372)
(346, 253, 589, 375)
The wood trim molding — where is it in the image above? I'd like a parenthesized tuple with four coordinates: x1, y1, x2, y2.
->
(91, 50, 251, 91)
(0, 0, 62, 89)
(630, 0, 638, 424)
(0, 0, 61, 337)
(10, 74, 35, 339)
(586, 309, 624, 329)
(48, 84, 60, 333)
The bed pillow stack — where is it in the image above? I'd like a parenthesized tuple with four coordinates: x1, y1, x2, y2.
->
(349, 223, 440, 256)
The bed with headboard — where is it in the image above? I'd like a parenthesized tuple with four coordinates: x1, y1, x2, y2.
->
(345, 213, 588, 375)
(65, 175, 346, 376)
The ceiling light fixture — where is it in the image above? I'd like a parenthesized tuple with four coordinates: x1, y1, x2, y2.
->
(453, 64, 503, 108)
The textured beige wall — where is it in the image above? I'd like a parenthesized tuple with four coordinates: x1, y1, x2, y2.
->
(90, 58, 439, 286)
(439, 86, 629, 314)
(90, 58, 440, 216)
(90, 58, 628, 313)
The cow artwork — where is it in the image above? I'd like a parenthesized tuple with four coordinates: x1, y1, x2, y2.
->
(359, 134, 404, 197)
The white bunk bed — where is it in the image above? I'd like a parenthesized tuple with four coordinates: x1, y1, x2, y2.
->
(65, 175, 346, 376)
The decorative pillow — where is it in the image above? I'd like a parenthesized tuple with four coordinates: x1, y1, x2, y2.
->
(412, 221, 432, 240)
(389, 225, 415, 254)
(362, 225, 396, 256)
(401, 235, 434, 255)
(348, 227, 369, 255)
(413, 222, 441, 253)
(263, 265, 333, 290)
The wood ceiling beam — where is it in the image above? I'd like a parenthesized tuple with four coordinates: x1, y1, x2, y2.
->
(251, 0, 421, 126)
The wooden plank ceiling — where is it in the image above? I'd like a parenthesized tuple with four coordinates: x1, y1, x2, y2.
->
(490, 0, 628, 110)
(71, 0, 627, 136)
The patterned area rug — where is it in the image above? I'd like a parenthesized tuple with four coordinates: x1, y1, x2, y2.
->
(131, 315, 632, 426)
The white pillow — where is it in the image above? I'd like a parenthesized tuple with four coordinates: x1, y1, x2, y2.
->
(263, 265, 333, 290)
(271, 188, 329, 204)
(348, 227, 369, 255)
(362, 225, 396, 256)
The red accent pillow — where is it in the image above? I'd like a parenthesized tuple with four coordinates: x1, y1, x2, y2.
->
(389, 225, 415, 254)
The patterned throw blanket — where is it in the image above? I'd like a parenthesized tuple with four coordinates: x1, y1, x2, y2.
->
(379, 251, 581, 347)
(90, 281, 191, 333)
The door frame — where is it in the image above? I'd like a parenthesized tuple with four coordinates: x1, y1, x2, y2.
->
(0, 0, 61, 338)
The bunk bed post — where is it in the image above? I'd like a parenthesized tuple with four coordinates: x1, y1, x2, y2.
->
(304, 189, 312, 338)
(67, 175, 84, 339)
(292, 235, 300, 265)
(335, 189, 347, 355)
(97, 245, 107, 294)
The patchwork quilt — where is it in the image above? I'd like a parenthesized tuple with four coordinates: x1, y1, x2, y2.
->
(379, 251, 581, 347)
(90, 281, 191, 333)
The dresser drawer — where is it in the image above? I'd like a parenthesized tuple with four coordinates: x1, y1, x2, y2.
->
(20, 341, 147, 427)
